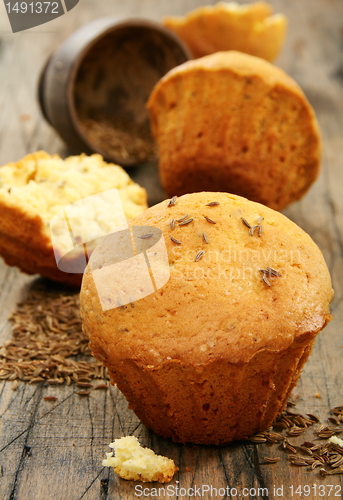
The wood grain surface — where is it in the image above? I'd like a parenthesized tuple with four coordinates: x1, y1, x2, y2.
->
(0, 0, 343, 499)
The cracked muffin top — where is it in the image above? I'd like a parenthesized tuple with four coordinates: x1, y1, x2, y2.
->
(80, 191, 333, 367)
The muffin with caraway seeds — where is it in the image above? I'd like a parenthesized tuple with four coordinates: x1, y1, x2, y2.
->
(80, 192, 333, 444)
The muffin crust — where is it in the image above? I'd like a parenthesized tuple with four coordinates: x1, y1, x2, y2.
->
(81, 192, 333, 443)
(0, 151, 147, 285)
(147, 51, 321, 211)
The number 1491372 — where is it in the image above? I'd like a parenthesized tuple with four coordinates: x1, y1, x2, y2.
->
(289, 484, 342, 497)
(5, 2, 60, 14)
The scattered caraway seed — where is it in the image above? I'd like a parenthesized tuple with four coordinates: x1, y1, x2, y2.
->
(204, 216, 216, 224)
(250, 400, 343, 476)
(289, 458, 309, 467)
(265, 432, 284, 442)
(311, 460, 324, 470)
(195, 250, 204, 262)
(179, 217, 194, 226)
(288, 426, 306, 437)
(297, 445, 313, 456)
(76, 390, 91, 396)
(263, 457, 280, 463)
(242, 217, 262, 236)
(43, 396, 58, 401)
(261, 273, 271, 287)
(266, 267, 281, 277)
(202, 232, 209, 244)
(29, 377, 45, 384)
(167, 196, 177, 207)
(176, 214, 190, 222)
(0, 288, 109, 388)
(260, 267, 281, 286)
(76, 382, 93, 388)
(47, 378, 63, 385)
(170, 219, 175, 229)
(317, 426, 342, 438)
(329, 417, 341, 425)
(330, 456, 343, 468)
(285, 443, 298, 454)
(206, 202, 220, 206)
(320, 467, 343, 476)
(287, 394, 301, 406)
(241, 217, 251, 228)
(250, 436, 267, 444)
(170, 236, 182, 245)
(249, 225, 259, 236)
(307, 413, 320, 423)
(138, 233, 153, 239)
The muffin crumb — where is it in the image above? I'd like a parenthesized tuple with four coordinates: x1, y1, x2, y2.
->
(103, 436, 178, 483)
(329, 436, 343, 448)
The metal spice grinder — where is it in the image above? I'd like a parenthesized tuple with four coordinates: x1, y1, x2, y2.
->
(38, 17, 191, 166)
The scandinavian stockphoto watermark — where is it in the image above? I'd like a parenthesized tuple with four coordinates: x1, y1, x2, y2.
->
(170, 245, 297, 282)
(4, 0, 79, 33)
(50, 189, 294, 310)
(49, 189, 170, 311)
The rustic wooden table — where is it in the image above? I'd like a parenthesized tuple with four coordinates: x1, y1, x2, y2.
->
(0, 0, 343, 499)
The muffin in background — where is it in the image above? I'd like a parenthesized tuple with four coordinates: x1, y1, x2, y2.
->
(163, 1, 287, 61)
(80, 192, 333, 445)
(147, 51, 321, 211)
(0, 151, 147, 286)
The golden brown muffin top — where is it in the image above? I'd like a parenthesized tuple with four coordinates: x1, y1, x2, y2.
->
(80, 192, 333, 366)
(162, 2, 287, 61)
(148, 50, 311, 114)
(147, 51, 321, 211)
